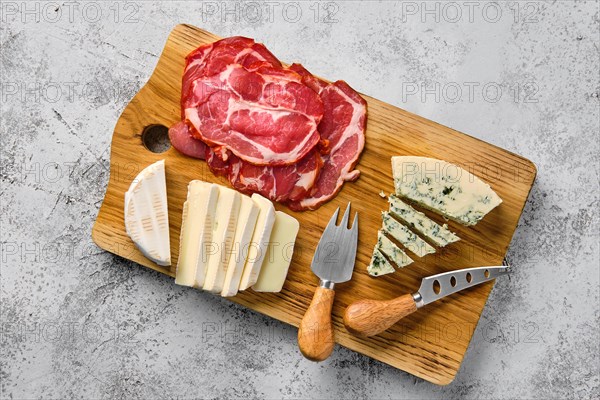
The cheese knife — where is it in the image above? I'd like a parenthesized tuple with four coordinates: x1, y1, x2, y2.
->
(343, 266, 509, 337)
(298, 203, 358, 361)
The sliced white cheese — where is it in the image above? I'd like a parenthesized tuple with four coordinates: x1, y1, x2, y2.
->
(252, 211, 300, 293)
(381, 211, 436, 258)
(124, 160, 171, 266)
(377, 230, 413, 268)
(392, 156, 502, 226)
(221, 195, 260, 297)
(202, 186, 241, 293)
(367, 248, 395, 277)
(238, 194, 276, 290)
(389, 195, 460, 247)
(174, 181, 219, 287)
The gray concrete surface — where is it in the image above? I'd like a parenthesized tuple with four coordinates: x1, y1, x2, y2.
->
(1, 1, 599, 398)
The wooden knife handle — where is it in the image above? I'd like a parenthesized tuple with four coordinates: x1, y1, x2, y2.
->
(343, 294, 417, 337)
(298, 286, 336, 361)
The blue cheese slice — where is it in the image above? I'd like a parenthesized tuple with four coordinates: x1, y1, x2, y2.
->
(381, 212, 436, 257)
(392, 156, 502, 226)
(377, 230, 413, 268)
(367, 249, 395, 277)
(389, 195, 460, 247)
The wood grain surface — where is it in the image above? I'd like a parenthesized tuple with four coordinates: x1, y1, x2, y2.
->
(298, 287, 336, 362)
(344, 294, 419, 338)
(91, 24, 537, 385)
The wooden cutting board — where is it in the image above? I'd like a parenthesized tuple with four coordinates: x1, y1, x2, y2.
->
(92, 24, 536, 385)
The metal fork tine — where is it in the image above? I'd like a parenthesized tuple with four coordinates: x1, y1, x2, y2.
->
(323, 207, 340, 235)
(351, 212, 358, 233)
(340, 202, 351, 228)
(348, 212, 359, 255)
(311, 205, 359, 284)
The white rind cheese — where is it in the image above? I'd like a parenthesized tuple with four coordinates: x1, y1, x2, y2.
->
(377, 230, 413, 268)
(392, 156, 502, 226)
(221, 196, 260, 297)
(238, 194, 276, 290)
(367, 249, 395, 277)
(124, 160, 171, 266)
(203, 186, 241, 293)
(252, 211, 300, 292)
(175, 181, 219, 287)
(388, 195, 460, 247)
(381, 212, 436, 257)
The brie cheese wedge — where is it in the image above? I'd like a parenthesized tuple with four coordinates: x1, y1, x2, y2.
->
(392, 156, 502, 225)
(124, 160, 171, 266)
(238, 194, 276, 290)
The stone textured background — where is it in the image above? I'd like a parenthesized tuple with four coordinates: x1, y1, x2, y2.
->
(1, 1, 598, 398)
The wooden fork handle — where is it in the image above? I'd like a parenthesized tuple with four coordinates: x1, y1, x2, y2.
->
(343, 294, 418, 337)
(298, 286, 336, 361)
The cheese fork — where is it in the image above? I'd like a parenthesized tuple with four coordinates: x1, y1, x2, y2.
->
(298, 203, 358, 361)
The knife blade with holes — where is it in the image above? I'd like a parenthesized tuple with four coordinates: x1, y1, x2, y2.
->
(343, 266, 510, 337)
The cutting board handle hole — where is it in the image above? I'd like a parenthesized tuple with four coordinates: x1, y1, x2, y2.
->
(142, 124, 171, 153)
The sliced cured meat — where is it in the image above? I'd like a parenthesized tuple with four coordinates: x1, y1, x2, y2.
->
(181, 37, 282, 114)
(181, 44, 213, 119)
(289, 63, 328, 93)
(169, 114, 323, 204)
(168, 121, 207, 159)
(207, 149, 323, 203)
(192, 36, 281, 77)
(171, 39, 366, 211)
(230, 151, 323, 202)
(205, 146, 231, 176)
(287, 64, 367, 211)
(184, 64, 323, 166)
